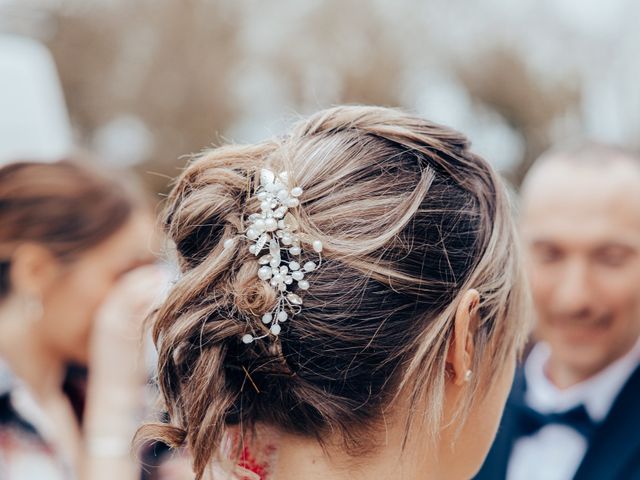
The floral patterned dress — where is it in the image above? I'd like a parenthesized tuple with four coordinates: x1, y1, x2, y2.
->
(237, 441, 277, 479)
(208, 428, 279, 480)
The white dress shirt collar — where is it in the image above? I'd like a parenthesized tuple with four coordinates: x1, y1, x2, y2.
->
(524, 338, 640, 422)
(0, 356, 59, 445)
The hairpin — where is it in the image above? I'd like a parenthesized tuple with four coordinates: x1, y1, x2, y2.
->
(224, 169, 322, 344)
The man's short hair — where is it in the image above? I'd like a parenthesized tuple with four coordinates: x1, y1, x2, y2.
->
(536, 141, 640, 168)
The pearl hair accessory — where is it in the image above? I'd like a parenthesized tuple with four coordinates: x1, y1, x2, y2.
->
(226, 168, 322, 344)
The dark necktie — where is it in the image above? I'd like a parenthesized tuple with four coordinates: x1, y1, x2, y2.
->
(516, 403, 597, 439)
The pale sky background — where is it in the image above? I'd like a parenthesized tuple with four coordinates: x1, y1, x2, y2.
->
(0, 0, 638, 174)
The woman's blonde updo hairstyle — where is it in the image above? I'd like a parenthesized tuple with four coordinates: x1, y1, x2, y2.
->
(141, 106, 529, 478)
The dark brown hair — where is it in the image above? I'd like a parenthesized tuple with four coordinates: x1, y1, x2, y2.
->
(0, 159, 135, 297)
(142, 106, 529, 478)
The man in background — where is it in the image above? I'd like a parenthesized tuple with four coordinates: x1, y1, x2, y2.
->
(475, 143, 640, 480)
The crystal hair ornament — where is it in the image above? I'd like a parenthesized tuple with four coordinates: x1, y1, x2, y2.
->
(227, 168, 322, 344)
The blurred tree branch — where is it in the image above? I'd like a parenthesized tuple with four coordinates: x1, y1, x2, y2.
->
(457, 47, 580, 186)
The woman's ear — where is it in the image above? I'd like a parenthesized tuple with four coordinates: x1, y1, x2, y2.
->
(9, 243, 61, 298)
(447, 289, 480, 386)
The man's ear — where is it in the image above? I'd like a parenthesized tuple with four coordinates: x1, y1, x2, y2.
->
(446, 289, 480, 386)
(9, 243, 61, 297)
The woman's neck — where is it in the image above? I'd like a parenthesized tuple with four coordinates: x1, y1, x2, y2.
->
(0, 303, 64, 401)
(264, 423, 443, 480)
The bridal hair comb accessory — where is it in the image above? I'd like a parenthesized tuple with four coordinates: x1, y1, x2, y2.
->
(224, 169, 322, 344)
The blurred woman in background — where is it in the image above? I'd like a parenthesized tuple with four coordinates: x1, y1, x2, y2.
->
(0, 159, 163, 480)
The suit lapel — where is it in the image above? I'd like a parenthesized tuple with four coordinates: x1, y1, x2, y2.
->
(573, 364, 640, 480)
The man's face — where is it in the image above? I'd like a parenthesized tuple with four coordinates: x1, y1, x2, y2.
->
(521, 159, 640, 381)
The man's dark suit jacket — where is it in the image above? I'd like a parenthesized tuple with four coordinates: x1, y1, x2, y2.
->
(474, 364, 640, 480)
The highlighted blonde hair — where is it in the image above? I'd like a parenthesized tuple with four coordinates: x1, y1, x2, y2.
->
(140, 106, 530, 478)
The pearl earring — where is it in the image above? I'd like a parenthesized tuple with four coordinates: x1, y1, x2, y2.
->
(464, 370, 473, 382)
